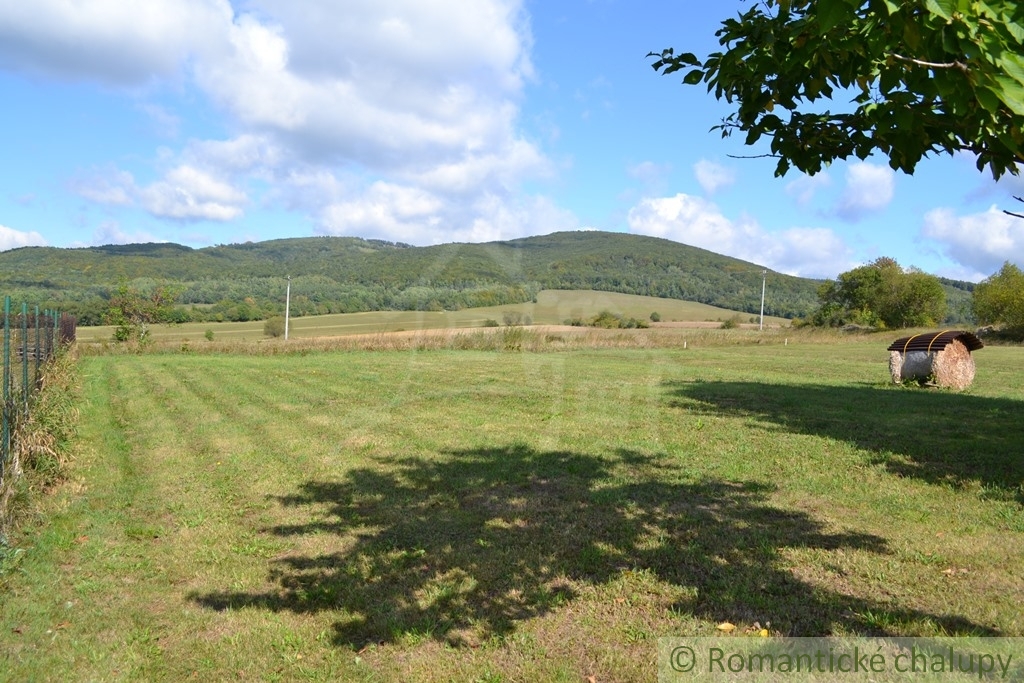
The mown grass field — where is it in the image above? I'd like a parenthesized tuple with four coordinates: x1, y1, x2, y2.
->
(74, 289, 789, 344)
(2, 335, 1023, 682)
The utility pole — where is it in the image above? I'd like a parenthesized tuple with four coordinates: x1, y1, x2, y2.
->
(284, 274, 292, 342)
(759, 269, 767, 331)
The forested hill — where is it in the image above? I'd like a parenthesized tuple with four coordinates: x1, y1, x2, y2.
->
(2, 231, 823, 324)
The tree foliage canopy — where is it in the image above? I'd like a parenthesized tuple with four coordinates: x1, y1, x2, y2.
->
(813, 257, 947, 328)
(650, 0, 1024, 178)
(0, 232, 823, 321)
(104, 280, 181, 342)
(972, 261, 1024, 335)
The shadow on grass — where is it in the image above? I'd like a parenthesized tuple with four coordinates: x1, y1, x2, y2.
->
(191, 444, 996, 646)
(665, 381, 1024, 504)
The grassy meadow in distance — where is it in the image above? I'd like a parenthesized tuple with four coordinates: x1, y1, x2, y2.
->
(2, 334, 1023, 682)
(74, 289, 790, 344)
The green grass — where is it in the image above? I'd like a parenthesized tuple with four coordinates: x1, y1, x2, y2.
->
(74, 289, 790, 344)
(1, 339, 1022, 682)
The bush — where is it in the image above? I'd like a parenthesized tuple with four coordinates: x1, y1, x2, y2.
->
(502, 311, 531, 326)
(483, 318, 500, 327)
(720, 314, 743, 329)
(620, 317, 650, 329)
(204, 329, 215, 341)
(650, 312, 661, 322)
(590, 310, 622, 328)
(264, 316, 286, 337)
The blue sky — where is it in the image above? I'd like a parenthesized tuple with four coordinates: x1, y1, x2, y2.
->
(1, 0, 1023, 281)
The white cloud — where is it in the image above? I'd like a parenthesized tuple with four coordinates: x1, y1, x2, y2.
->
(922, 205, 1024, 277)
(318, 181, 577, 244)
(0, 0, 231, 85)
(836, 162, 894, 220)
(184, 135, 282, 176)
(139, 165, 247, 221)
(407, 138, 550, 195)
(320, 182, 444, 237)
(460, 193, 577, 244)
(0, 224, 47, 251)
(5, 0, 559, 246)
(192, 0, 535, 173)
(72, 170, 136, 206)
(785, 172, 832, 206)
(90, 221, 165, 247)
(626, 193, 855, 278)
(693, 159, 736, 195)
(74, 165, 247, 222)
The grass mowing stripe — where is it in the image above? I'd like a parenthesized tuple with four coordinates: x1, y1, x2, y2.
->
(2, 343, 1022, 682)
(3, 358, 175, 680)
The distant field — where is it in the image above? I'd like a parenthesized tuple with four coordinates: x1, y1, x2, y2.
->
(75, 289, 789, 343)
(2, 339, 1021, 682)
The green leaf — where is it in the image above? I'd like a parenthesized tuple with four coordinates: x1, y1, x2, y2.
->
(816, 0, 852, 34)
(683, 69, 705, 85)
(925, 0, 955, 21)
(977, 86, 1002, 114)
(991, 76, 1024, 115)
(880, 0, 901, 15)
(1002, 54, 1024, 87)
(1002, 19, 1024, 44)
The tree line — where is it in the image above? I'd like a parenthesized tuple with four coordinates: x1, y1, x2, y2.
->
(803, 258, 1024, 339)
(0, 231, 827, 323)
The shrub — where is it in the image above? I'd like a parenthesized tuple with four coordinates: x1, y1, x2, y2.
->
(590, 310, 622, 328)
(483, 318, 500, 328)
(204, 329, 215, 341)
(502, 311, 532, 327)
(721, 314, 743, 329)
(650, 312, 661, 322)
(264, 316, 286, 337)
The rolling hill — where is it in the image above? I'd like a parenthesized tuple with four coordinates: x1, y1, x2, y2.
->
(0, 230, 972, 325)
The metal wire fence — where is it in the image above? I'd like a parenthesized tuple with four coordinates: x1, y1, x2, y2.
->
(1, 295, 77, 483)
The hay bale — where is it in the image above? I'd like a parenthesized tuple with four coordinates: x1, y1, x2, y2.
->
(888, 338, 976, 390)
(930, 338, 976, 389)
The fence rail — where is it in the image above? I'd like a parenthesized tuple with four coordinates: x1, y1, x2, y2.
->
(1, 295, 77, 484)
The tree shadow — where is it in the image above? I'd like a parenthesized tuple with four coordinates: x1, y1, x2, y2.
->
(665, 380, 1024, 504)
(191, 444, 996, 646)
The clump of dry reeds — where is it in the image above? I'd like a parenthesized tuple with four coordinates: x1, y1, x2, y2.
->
(81, 324, 817, 357)
(0, 348, 80, 534)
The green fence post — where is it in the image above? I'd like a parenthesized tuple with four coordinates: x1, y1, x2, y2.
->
(22, 302, 29, 415)
(43, 309, 51, 361)
(2, 296, 10, 479)
(34, 306, 41, 387)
